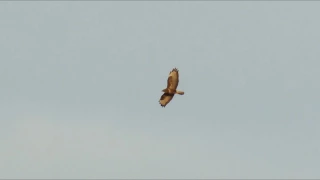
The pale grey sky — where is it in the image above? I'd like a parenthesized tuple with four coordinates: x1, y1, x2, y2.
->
(1, 1, 320, 179)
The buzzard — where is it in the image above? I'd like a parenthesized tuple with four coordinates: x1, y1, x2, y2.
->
(159, 68, 184, 107)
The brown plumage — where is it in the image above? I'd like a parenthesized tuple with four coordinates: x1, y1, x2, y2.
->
(159, 68, 185, 107)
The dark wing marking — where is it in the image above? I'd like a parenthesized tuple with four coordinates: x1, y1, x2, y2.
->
(159, 93, 174, 107)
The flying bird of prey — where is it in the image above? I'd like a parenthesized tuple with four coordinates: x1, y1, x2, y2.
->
(159, 68, 184, 107)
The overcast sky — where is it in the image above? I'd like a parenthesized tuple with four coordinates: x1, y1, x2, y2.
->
(1, 1, 320, 179)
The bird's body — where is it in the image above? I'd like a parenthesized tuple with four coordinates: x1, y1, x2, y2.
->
(159, 68, 184, 107)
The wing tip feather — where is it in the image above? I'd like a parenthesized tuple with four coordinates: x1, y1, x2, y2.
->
(159, 102, 166, 107)
(168, 67, 179, 75)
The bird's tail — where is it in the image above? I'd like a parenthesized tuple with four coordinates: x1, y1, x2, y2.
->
(176, 90, 184, 95)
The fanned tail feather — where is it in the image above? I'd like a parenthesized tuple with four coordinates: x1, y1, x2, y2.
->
(176, 91, 184, 95)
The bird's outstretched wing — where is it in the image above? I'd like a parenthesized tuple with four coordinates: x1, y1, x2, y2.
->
(159, 93, 174, 107)
(166, 68, 179, 90)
